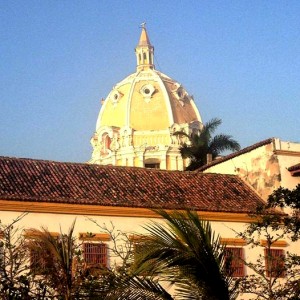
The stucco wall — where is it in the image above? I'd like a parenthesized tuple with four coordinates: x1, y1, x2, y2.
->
(1, 210, 298, 300)
(204, 143, 281, 200)
(204, 139, 300, 201)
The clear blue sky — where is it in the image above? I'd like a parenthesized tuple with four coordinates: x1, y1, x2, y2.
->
(1, 1, 299, 162)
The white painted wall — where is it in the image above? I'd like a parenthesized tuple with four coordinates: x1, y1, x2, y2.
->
(1, 210, 299, 300)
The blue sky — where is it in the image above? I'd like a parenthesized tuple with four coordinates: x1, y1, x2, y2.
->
(1, 1, 299, 162)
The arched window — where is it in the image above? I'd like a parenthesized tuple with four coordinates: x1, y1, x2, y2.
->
(101, 133, 111, 155)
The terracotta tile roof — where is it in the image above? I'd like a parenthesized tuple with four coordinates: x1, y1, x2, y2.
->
(198, 138, 274, 172)
(0, 156, 265, 213)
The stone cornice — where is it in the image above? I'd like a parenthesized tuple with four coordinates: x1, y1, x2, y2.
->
(274, 150, 300, 157)
(0, 200, 253, 223)
(220, 238, 247, 246)
(260, 239, 288, 247)
(78, 233, 110, 241)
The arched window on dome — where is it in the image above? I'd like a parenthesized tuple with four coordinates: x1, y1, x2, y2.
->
(101, 133, 111, 155)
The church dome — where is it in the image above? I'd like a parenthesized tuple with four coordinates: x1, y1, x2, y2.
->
(90, 25, 202, 171)
(96, 69, 201, 132)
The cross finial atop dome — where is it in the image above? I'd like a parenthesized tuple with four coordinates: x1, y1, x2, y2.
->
(138, 22, 152, 47)
(135, 23, 154, 70)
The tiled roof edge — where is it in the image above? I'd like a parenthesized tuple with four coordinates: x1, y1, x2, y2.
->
(197, 138, 274, 172)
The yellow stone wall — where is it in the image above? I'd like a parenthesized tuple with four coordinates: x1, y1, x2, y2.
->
(132, 133, 170, 147)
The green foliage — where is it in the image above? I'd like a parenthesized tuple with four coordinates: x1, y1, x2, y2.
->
(2, 188, 298, 300)
(0, 215, 173, 300)
(134, 210, 239, 300)
(176, 118, 240, 170)
(87, 219, 173, 300)
(27, 222, 75, 299)
(26, 220, 115, 299)
(236, 186, 300, 300)
(0, 214, 51, 300)
(105, 275, 173, 300)
(267, 184, 300, 241)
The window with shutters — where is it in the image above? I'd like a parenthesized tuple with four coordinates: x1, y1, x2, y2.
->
(265, 249, 285, 278)
(130, 235, 147, 260)
(24, 230, 59, 275)
(30, 242, 53, 275)
(130, 235, 154, 276)
(83, 242, 107, 267)
(224, 247, 245, 277)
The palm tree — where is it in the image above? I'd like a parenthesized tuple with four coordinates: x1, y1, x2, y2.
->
(177, 118, 240, 170)
(27, 221, 171, 300)
(134, 210, 239, 300)
(27, 221, 78, 300)
(105, 275, 173, 300)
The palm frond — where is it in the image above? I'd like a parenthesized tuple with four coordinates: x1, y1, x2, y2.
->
(199, 118, 222, 140)
(179, 118, 240, 170)
(208, 134, 241, 157)
(107, 275, 174, 300)
(27, 221, 78, 298)
(135, 210, 236, 300)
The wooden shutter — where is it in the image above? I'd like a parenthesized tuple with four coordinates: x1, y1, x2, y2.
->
(225, 247, 245, 277)
(265, 248, 285, 278)
(83, 243, 107, 267)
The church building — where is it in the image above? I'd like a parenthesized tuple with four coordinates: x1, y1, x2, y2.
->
(0, 25, 299, 299)
(89, 25, 202, 170)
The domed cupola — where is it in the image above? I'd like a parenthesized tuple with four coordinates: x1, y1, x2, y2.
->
(90, 24, 202, 170)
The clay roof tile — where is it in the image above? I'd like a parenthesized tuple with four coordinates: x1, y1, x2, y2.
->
(0, 156, 265, 213)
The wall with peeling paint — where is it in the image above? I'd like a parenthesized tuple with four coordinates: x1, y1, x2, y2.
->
(203, 139, 300, 201)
